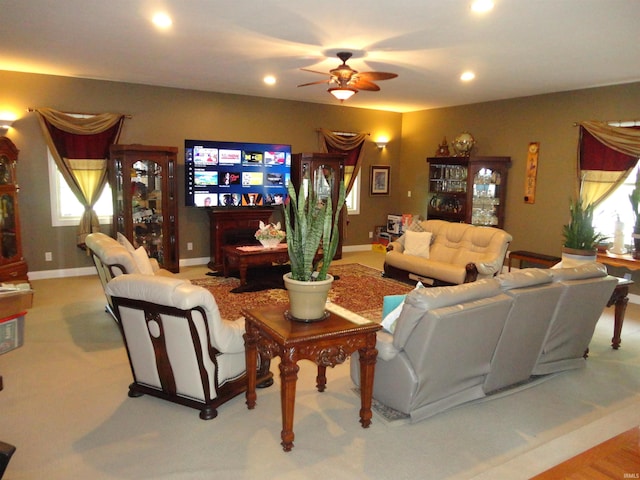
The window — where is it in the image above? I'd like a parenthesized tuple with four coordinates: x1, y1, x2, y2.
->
(48, 150, 113, 227)
(345, 173, 360, 215)
(593, 161, 640, 247)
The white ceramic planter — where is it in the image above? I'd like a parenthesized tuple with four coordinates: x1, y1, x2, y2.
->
(283, 273, 333, 322)
(560, 247, 597, 268)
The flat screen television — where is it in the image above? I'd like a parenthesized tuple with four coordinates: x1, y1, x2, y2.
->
(185, 139, 291, 208)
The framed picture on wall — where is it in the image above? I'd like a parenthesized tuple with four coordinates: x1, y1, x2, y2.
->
(370, 165, 390, 196)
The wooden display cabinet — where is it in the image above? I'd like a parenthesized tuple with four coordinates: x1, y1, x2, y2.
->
(109, 144, 179, 273)
(0, 137, 27, 282)
(291, 152, 346, 259)
(427, 156, 511, 229)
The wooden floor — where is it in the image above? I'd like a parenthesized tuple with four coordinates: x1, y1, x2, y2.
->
(532, 427, 640, 479)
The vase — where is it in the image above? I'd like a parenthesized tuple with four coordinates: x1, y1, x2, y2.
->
(560, 246, 597, 268)
(259, 238, 282, 249)
(283, 273, 334, 322)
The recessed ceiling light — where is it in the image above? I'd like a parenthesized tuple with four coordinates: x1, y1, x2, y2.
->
(263, 75, 276, 85)
(471, 0, 494, 13)
(461, 71, 476, 81)
(152, 12, 172, 29)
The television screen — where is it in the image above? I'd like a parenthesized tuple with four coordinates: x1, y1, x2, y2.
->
(185, 139, 291, 208)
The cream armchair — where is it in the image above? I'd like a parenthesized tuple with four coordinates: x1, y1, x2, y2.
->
(86, 232, 176, 318)
(105, 274, 273, 419)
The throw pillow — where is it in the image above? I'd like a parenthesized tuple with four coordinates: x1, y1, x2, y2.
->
(380, 281, 424, 333)
(116, 232, 136, 254)
(407, 220, 427, 233)
(404, 230, 432, 259)
(132, 246, 154, 275)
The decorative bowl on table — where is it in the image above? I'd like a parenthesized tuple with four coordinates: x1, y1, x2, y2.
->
(255, 221, 286, 249)
(259, 238, 283, 249)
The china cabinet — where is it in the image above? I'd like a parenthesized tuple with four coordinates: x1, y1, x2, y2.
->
(0, 138, 27, 281)
(108, 144, 179, 272)
(427, 156, 511, 229)
(291, 152, 346, 259)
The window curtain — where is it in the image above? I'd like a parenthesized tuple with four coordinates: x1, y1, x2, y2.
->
(35, 107, 125, 247)
(318, 128, 368, 194)
(578, 121, 640, 206)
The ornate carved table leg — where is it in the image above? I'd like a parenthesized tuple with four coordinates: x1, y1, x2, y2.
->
(316, 365, 327, 392)
(244, 325, 259, 410)
(279, 354, 299, 452)
(607, 283, 630, 350)
(238, 259, 248, 286)
(358, 333, 378, 429)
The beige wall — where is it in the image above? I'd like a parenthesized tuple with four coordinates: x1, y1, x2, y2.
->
(2, 69, 639, 276)
(0, 70, 402, 273)
(399, 82, 640, 256)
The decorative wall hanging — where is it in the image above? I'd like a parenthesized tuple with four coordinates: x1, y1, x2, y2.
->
(524, 142, 539, 204)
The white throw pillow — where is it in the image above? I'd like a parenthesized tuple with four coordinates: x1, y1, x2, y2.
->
(380, 281, 424, 333)
(404, 230, 432, 259)
(132, 246, 154, 275)
(117, 232, 136, 254)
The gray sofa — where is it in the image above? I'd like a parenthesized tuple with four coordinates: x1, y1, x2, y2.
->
(351, 263, 617, 423)
(384, 220, 512, 286)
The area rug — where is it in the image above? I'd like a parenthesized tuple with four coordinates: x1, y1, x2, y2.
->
(191, 263, 414, 322)
(207, 264, 291, 293)
(351, 387, 411, 426)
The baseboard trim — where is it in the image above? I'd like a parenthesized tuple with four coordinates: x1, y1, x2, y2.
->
(28, 249, 378, 279)
(343, 244, 375, 252)
(28, 256, 212, 280)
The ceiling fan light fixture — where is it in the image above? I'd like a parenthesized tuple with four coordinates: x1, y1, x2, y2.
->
(328, 87, 357, 101)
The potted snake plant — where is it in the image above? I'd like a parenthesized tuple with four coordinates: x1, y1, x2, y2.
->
(561, 197, 607, 266)
(282, 177, 346, 321)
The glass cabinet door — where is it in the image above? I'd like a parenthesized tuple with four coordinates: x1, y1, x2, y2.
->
(314, 164, 335, 204)
(0, 155, 13, 185)
(131, 159, 164, 265)
(471, 167, 501, 226)
(0, 193, 18, 260)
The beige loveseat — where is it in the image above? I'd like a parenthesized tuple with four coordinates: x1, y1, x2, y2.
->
(351, 263, 617, 423)
(383, 220, 512, 285)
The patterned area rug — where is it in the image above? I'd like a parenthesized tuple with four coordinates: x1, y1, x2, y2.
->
(191, 263, 413, 322)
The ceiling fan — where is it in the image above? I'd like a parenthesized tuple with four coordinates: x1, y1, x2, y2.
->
(298, 51, 398, 101)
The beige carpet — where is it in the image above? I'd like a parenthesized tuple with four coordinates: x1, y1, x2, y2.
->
(3, 255, 640, 479)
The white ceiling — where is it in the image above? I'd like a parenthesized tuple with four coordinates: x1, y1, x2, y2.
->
(1, 0, 639, 113)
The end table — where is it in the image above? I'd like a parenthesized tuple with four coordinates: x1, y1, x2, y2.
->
(243, 305, 381, 452)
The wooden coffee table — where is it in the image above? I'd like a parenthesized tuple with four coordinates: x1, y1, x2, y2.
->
(222, 244, 289, 286)
(243, 304, 382, 452)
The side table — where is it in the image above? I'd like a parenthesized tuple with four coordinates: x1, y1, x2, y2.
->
(243, 305, 381, 452)
(608, 278, 633, 349)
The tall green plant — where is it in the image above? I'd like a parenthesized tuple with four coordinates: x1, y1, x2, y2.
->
(629, 169, 640, 233)
(562, 197, 607, 250)
(282, 180, 346, 281)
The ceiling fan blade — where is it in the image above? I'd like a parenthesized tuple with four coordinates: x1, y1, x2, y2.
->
(300, 68, 332, 76)
(350, 79, 380, 91)
(358, 71, 398, 81)
(297, 79, 331, 88)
